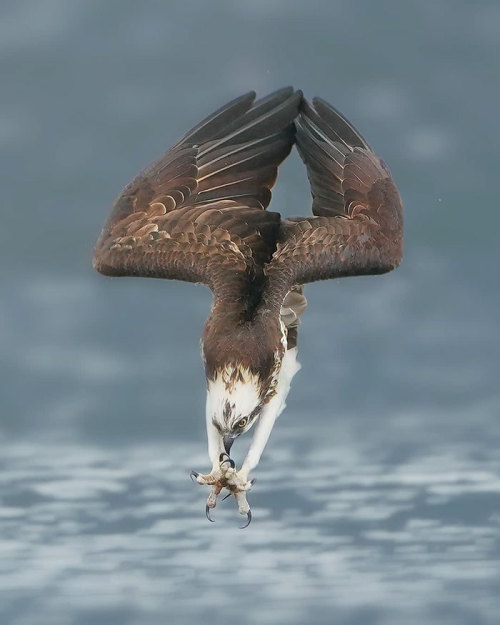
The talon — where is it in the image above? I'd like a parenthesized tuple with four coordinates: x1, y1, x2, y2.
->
(205, 504, 215, 523)
(222, 491, 232, 502)
(190, 470, 199, 483)
(240, 509, 252, 529)
(219, 452, 235, 469)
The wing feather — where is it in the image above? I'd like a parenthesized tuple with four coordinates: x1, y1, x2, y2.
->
(260, 96, 403, 314)
(93, 89, 301, 297)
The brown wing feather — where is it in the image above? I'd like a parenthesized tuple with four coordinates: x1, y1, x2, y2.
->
(260, 96, 403, 313)
(93, 88, 301, 298)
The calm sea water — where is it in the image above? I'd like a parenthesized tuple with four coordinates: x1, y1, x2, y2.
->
(1, 1, 499, 624)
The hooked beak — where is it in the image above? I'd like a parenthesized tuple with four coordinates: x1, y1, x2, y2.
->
(223, 435, 235, 454)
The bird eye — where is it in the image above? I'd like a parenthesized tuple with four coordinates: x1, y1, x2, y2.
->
(237, 418, 248, 429)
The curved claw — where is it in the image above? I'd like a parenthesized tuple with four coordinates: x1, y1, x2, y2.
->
(219, 452, 235, 469)
(205, 504, 215, 522)
(190, 470, 199, 483)
(222, 491, 232, 502)
(240, 509, 252, 529)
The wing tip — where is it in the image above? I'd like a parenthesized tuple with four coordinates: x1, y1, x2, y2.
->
(253, 86, 302, 119)
(298, 95, 371, 150)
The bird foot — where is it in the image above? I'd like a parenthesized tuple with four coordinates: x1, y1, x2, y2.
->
(190, 453, 254, 527)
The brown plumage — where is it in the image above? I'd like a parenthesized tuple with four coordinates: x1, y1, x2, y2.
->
(260, 97, 403, 316)
(93, 89, 403, 524)
(94, 89, 403, 379)
(94, 88, 300, 305)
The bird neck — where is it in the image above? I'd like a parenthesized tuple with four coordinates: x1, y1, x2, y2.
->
(202, 304, 283, 387)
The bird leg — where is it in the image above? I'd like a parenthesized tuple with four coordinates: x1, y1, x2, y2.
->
(191, 415, 255, 523)
(218, 389, 285, 524)
(190, 453, 254, 526)
(189, 418, 228, 503)
(190, 461, 225, 522)
(189, 451, 235, 485)
(221, 467, 254, 528)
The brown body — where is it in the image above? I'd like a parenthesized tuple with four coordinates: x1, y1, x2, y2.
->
(93, 88, 403, 525)
(94, 89, 402, 381)
(203, 301, 283, 390)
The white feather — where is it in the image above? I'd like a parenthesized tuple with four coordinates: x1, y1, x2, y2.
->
(206, 366, 261, 427)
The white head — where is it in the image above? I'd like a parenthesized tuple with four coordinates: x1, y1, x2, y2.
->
(206, 364, 266, 453)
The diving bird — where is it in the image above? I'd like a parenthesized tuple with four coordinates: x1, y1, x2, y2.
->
(93, 88, 403, 527)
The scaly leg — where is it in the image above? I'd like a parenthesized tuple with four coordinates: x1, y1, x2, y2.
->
(224, 347, 301, 519)
(190, 415, 255, 526)
(190, 413, 227, 520)
(219, 405, 279, 529)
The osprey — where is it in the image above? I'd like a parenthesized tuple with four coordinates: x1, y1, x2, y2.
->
(94, 88, 403, 527)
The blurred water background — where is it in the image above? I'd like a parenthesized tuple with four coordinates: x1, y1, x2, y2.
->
(1, 1, 500, 624)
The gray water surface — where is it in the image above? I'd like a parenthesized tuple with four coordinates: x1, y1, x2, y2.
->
(2, 1, 500, 624)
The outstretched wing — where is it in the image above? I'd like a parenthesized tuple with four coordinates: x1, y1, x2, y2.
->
(261, 96, 403, 311)
(93, 88, 301, 298)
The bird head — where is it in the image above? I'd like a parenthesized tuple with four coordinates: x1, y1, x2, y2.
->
(221, 406, 262, 454)
(206, 365, 267, 453)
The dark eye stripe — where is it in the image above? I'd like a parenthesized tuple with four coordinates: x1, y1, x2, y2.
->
(250, 406, 262, 419)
